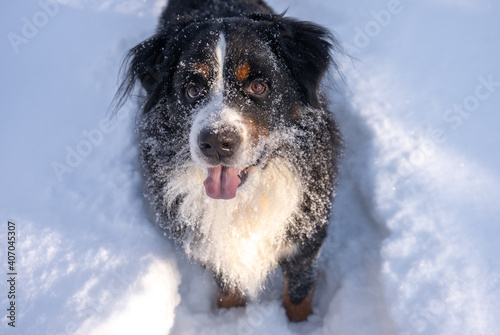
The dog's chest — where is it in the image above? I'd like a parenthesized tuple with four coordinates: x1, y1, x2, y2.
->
(165, 159, 301, 296)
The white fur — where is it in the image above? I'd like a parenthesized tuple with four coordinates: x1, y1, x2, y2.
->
(214, 34, 226, 93)
(163, 158, 302, 297)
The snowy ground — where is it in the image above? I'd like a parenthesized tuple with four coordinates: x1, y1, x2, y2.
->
(1, 0, 500, 334)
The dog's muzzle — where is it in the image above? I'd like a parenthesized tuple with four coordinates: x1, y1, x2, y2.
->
(196, 126, 249, 200)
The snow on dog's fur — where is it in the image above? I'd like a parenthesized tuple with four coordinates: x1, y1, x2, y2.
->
(115, 0, 343, 322)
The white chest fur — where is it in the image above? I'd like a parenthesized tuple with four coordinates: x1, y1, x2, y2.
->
(163, 158, 301, 297)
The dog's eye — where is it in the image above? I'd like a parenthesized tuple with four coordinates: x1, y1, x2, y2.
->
(186, 84, 203, 100)
(249, 81, 267, 95)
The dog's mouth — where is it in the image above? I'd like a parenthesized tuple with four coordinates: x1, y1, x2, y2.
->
(203, 166, 249, 200)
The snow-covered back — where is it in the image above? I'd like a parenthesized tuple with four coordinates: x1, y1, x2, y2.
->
(1, 0, 499, 334)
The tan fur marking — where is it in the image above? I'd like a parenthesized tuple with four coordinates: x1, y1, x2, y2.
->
(217, 288, 246, 309)
(236, 62, 251, 82)
(243, 117, 269, 141)
(242, 117, 270, 161)
(193, 63, 210, 78)
(283, 275, 315, 322)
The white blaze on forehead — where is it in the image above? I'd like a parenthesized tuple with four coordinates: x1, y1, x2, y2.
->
(214, 33, 226, 93)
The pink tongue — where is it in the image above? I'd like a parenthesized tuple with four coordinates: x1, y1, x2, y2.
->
(204, 166, 242, 200)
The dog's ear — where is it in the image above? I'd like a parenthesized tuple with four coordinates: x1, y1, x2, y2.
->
(261, 16, 341, 109)
(277, 18, 338, 108)
(112, 33, 166, 111)
(130, 34, 171, 93)
(112, 23, 188, 112)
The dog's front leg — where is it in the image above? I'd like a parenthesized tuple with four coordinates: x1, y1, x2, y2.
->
(281, 251, 319, 322)
(214, 272, 246, 309)
(217, 288, 246, 309)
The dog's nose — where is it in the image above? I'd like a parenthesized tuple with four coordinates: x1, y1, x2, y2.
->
(198, 127, 241, 160)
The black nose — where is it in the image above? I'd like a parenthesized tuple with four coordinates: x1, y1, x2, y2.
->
(198, 127, 241, 160)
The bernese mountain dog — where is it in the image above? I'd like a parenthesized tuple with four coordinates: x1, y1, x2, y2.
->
(115, 0, 342, 322)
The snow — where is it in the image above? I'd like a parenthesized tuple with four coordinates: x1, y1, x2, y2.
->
(1, 0, 499, 334)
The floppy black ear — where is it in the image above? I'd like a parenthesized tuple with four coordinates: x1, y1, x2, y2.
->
(112, 34, 165, 111)
(277, 18, 339, 108)
(254, 15, 341, 109)
(112, 22, 189, 112)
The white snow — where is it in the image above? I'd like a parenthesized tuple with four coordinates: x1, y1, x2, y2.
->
(1, 0, 499, 334)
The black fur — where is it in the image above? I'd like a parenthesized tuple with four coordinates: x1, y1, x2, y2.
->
(159, 0, 273, 24)
(115, 0, 343, 314)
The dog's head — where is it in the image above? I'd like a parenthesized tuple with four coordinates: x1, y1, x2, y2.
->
(116, 14, 340, 200)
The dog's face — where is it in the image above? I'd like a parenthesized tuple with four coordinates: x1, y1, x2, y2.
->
(181, 26, 298, 200)
(118, 15, 336, 200)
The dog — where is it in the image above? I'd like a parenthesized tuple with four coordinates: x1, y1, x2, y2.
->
(115, 0, 342, 322)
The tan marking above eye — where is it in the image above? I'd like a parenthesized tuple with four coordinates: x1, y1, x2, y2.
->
(236, 62, 251, 82)
(193, 63, 210, 78)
